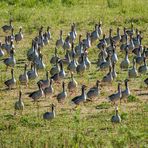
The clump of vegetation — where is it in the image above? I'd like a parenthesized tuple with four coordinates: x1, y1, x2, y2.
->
(128, 95, 139, 102)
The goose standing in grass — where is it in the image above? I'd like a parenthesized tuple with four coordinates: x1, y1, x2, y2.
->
(37, 71, 49, 89)
(43, 104, 55, 120)
(4, 69, 16, 90)
(50, 48, 60, 65)
(68, 73, 78, 94)
(113, 27, 121, 44)
(44, 79, 54, 98)
(90, 24, 99, 43)
(67, 53, 77, 73)
(2, 19, 13, 32)
(111, 106, 121, 123)
(138, 57, 148, 74)
(59, 60, 66, 79)
(0, 42, 5, 57)
(126, 22, 134, 36)
(87, 80, 100, 100)
(111, 46, 118, 63)
(56, 82, 67, 103)
(83, 32, 91, 49)
(27, 63, 38, 80)
(71, 85, 87, 105)
(84, 51, 91, 69)
(112, 62, 117, 79)
(120, 48, 130, 70)
(46, 26, 51, 40)
(121, 79, 130, 103)
(128, 58, 138, 78)
(19, 64, 29, 86)
(135, 47, 144, 65)
(43, 32, 49, 45)
(102, 66, 113, 83)
(56, 30, 64, 48)
(36, 54, 46, 70)
(50, 59, 60, 76)
(97, 34, 107, 49)
(105, 28, 112, 46)
(4, 49, 16, 70)
(29, 83, 44, 102)
(75, 35, 83, 57)
(14, 90, 24, 115)
(120, 27, 127, 44)
(76, 54, 86, 74)
(107, 83, 122, 105)
(63, 35, 71, 50)
(69, 24, 76, 43)
(15, 27, 23, 43)
(127, 35, 135, 52)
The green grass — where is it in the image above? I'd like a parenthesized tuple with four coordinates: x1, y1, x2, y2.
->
(0, 0, 148, 147)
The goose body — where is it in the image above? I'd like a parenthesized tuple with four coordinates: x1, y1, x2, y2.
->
(128, 58, 138, 78)
(43, 104, 55, 120)
(56, 30, 64, 48)
(71, 85, 87, 105)
(2, 19, 13, 32)
(68, 73, 78, 92)
(111, 106, 121, 123)
(107, 83, 122, 103)
(44, 79, 54, 97)
(27, 64, 38, 80)
(76, 55, 86, 74)
(15, 27, 23, 42)
(102, 66, 113, 83)
(4, 69, 16, 89)
(121, 79, 130, 100)
(120, 50, 130, 70)
(138, 58, 148, 74)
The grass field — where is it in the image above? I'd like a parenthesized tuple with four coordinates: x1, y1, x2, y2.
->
(0, 0, 148, 147)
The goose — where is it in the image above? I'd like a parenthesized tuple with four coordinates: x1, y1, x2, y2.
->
(87, 80, 100, 100)
(36, 54, 46, 70)
(111, 106, 121, 123)
(98, 34, 108, 50)
(84, 51, 91, 69)
(27, 40, 35, 60)
(63, 35, 71, 50)
(29, 83, 44, 102)
(133, 33, 142, 48)
(69, 24, 76, 43)
(14, 90, 24, 115)
(50, 72, 60, 83)
(120, 48, 130, 70)
(4, 69, 16, 89)
(90, 24, 99, 43)
(56, 30, 64, 48)
(144, 78, 148, 87)
(9, 28, 15, 42)
(46, 26, 51, 40)
(102, 65, 113, 83)
(120, 33, 128, 52)
(83, 32, 91, 49)
(120, 27, 127, 43)
(127, 35, 135, 52)
(56, 82, 67, 103)
(132, 45, 143, 56)
(43, 104, 55, 120)
(75, 35, 84, 57)
(112, 62, 117, 79)
(43, 32, 49, 45)
(62, 49, 71, 65)
(128, 58, 138, 78)
(76, 54, 86, 74)
(0, 42, 5, 57)
(111, 46, 118, 63)
(98, 21, 103, 36)
(71, 85, 87, 105)
(68, 73, 78, 93)
(126, 22, 134, 36)
(50, 48, 60, 65)
(50, 59, 60, 76)
(105, 28, 112, 46)
(27, 63, 38, 80)
(138, 57, 148, 74)
(15, 27, 23, 43)
(121, 79, 130, 103)
(4, 49, 16, 69)
(107, 83, 122, 104)
(112, 27, 121, 44)
(19, 64, 29, 86)
(69, 42, 76, 58)
(135, 47, 144, 65)
(44, 79, 54, 98)
(37, 71, 49, 89)
(58, 60, 66, 79)
(2, 19, 13, 32)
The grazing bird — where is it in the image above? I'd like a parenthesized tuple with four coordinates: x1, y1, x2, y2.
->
(68, 73, 78, 93)
(29, 83, 44, 102)
(43, 104, 55, 120)
(4, 69, 16, 90)
(111, 106, 121, 123)
(14, 90, 24, 115)
(71, 85, 87, 105)
(87, 80, 100, 100)
(107, 83, 122, 105)
(4, 49, 16, 70)
(44, 79, 54, 98)
(2, 19, 13, 32)
(19, 64, 29, 86)
(15, 27, 23, 43)
(121, 79, 130, 103)
(56, 82, 67, 103)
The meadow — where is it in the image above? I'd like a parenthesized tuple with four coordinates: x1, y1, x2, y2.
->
(0, 0, 148, 147)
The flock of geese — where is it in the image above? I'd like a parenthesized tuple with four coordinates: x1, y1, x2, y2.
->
(0, 19, 148, 123)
